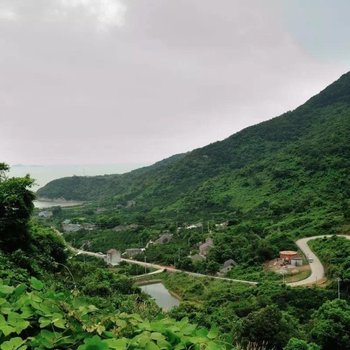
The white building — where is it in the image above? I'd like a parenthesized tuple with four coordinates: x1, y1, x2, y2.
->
(106, 249, 121, 266)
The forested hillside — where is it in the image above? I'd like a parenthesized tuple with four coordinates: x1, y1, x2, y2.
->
(0, 164, 230, 349)
(37, 72, 350, 238)
(2, 165, 349, 350)
(3, 69, 350, 349)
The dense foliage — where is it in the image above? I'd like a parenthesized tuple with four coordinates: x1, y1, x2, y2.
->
(309, 235, 350, 295)
(0, 163, 35, 252)
(0, 165, 231, 349)
(0, 278, 227, 350)
(5, 70, 350, 349)
(156, 272, 349, 350)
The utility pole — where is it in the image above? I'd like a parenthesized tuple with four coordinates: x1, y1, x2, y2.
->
(281, 268, 287, 284)
(337, 277, 341, 299)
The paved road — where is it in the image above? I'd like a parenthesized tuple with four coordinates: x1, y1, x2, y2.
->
(73, 248, 257, 285)
(288, 234, 350, 287)
(121, 257, 258, 285)
(71, 233, 350, 287)
(131, 269, 164, 280)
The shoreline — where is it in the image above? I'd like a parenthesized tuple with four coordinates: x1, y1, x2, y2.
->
(136, 279, 181, 302)
(34, 198, 84, 208)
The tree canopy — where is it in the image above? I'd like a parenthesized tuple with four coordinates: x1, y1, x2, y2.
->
(0, 163, 35, 251)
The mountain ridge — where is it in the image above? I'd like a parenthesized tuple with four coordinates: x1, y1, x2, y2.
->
(37, 72, 350, 235)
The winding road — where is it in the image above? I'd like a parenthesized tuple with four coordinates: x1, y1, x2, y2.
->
(73, 234, 350, 287)
(288, 234, 350, 287)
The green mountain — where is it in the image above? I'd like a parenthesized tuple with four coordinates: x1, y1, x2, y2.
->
(37, 72, 350, 236)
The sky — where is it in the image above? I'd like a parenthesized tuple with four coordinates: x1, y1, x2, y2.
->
(1, 0, 349, 166)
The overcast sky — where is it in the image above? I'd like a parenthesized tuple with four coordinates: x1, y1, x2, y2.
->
(1, 0, 349, 165)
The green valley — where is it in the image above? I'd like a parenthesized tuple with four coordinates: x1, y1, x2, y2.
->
(2, 72, 350, 350)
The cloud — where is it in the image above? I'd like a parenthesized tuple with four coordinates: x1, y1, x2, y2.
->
(0, 7, 18, 21)
(0, 0, 347, 165)
(0, 0, 126, 30)
(58, 0, 126, 29)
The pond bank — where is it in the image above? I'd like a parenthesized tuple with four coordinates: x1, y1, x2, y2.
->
(139, 282, 180, 311)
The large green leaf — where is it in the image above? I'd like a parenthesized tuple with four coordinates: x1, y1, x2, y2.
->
(0, 322, 16, 337)
(150, 332, 165, 342)
(102, 338, 128, 350)
(0, 337, 27, 350)
(206, 341, 224, 350)
(78, 336, 109, 350)
(51, 313, 66, 329)
(207, 327, 219, 340)
(13, 285, 27, 299)
(0, 298, 9, 306)
(145, 341, 161, 350)
(30, 278, 44, 291)
(30, 329, 57, 349)
(0, 285, 15, 295)
(7, 312, 30, 334)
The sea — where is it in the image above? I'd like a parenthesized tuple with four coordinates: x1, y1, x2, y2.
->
(9, 163, 147, 208)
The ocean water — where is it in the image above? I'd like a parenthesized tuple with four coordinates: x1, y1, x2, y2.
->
(9, 163, 147, 190)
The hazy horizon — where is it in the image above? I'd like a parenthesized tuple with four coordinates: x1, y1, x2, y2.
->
(9, 163, 148, 189)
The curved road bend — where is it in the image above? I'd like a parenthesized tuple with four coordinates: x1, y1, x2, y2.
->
(288, 234, 350, 287)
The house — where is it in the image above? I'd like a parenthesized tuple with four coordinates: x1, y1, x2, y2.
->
(215, 222, 228, 230)
(38, 210, 53, 218)
(62, 222, 82, 233)
(82, 223, 96, 231)
(290, 256, 303, 266)
(189, 254, 206, 263)
(113, 224, 139, 232)
(280, 250, 299, 263)
(154, 233, 173, 245)
(126, 200, 136, 208)
(199, 238, 214, 256)
(123, 248, 143, 258)
(219, 259, 237, 275)
(105, 249, 121, 266)
(186, 223, 203, 230)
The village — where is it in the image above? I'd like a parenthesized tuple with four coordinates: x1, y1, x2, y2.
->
(38, 209, 311, 280)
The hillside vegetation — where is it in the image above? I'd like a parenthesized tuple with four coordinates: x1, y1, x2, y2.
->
(3, 70, 350, 349)
(37, 73, 350, 239)
(2, 163, 337, 350)
(0, 164, 230, 349)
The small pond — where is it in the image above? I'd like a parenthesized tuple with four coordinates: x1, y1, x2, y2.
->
(140, 282, 180, 311)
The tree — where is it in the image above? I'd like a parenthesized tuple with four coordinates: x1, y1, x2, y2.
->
(237, 304, 300, 350)
(0, 164, 35, 251)
(284, 338, 320, 350)
(309, 299, 350, 350)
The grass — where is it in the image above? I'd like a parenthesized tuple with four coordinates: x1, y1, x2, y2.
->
(284, 269, 311, 283)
